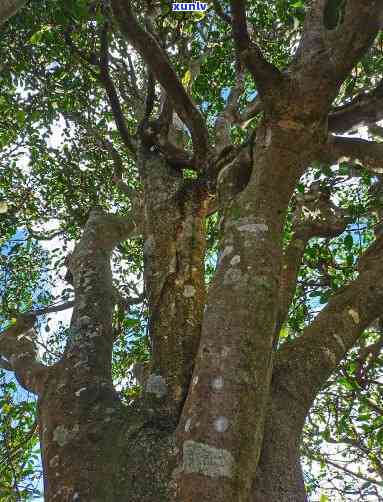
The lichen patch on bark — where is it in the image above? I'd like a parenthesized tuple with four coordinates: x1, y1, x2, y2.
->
(182, 440, 234, 478)
(53, 424, 80, 447)
(348, 308, 360, 324)
(146, 374, 168, 398)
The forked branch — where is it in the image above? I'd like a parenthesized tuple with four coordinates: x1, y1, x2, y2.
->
(111, 0, 209, 167)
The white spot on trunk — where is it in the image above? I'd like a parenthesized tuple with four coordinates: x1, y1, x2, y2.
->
(348, 309, 359, 324)
(211, 376, 224, 390)
(183, 440, 234, 478)
(53, 424, 79, 447)
(234, 218, 268, 235)
(214, 416, 229, 433)
(230, 255, 241, 266)
(238, 223, 268, 233)
(75, 387, 87, 397)
(192, 376, 199, 386)
(53, 426, 70, 447)
(184, 285, 196, 298)
(323, 348, 336, 366)
(49, 455, 60, 468)
(185, 418, 192, 432)
(221, 346, 230, 358)
(265, 127, 272, 147)
(143, 235, 155, 256)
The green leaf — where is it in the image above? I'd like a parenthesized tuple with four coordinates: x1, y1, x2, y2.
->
(123, 318, 140, 328)
(182, 69, 192, 89)
(29, 25, 50, 45)
(279, 325, 289, 339)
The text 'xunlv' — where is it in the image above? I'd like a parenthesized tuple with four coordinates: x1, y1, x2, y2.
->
(172, 2, 208, 12)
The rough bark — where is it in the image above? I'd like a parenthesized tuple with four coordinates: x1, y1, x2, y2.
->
(172, 114, 325, 501)
(2, 1, 383, 501)
(139, 145, 208, 420)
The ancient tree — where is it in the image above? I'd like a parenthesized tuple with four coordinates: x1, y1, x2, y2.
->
(1, 1, 383, 500)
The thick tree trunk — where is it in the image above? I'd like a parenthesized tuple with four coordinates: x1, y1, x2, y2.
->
(172, 118, 321, 501)
(139, 146, 207, 421)
(38, 373, 127, 501)
(38, 371, 178, 501)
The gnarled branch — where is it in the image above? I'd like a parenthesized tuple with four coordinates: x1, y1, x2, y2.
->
(111, 0, 209, 168)
(293, 1, 383, 103)
(229, 0, 283, 96)
(0, 315, 47, 394)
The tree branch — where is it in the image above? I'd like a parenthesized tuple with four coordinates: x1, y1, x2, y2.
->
(236, 96, 262, 126)
(329, 80, 383, 133)
(276, 234, 383, 411)
(278, 183, 349, 330)
(0, 315, 47, 394)
(214, 72, 245, 151)
(28, 301, 75, 317)
(212, 0, 231, 24)
(229, 0, 283, 96)
(98, 22, 137, 156)
(291, 1, 383, 109)
(64, 209, 140, 377)
(111, 0, 209, 167)
(320, 136, 383, 175)
(307, 450, 383, 487)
